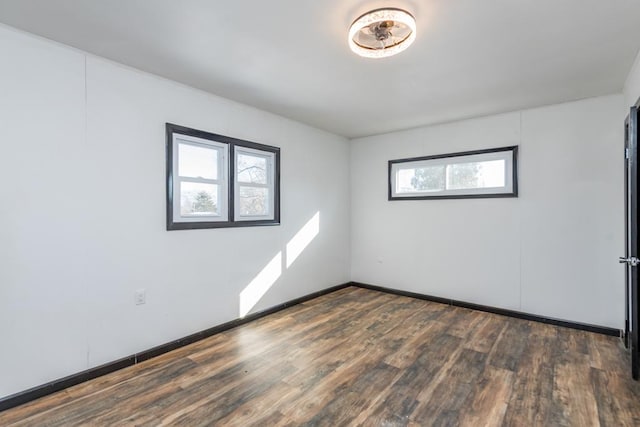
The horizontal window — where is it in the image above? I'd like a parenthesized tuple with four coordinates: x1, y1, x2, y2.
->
(167, 123, 280, 230)
(389, 146, 518, 200)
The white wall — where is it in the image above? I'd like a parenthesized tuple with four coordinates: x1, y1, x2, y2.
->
(0, 26, 350, 399)
(624, 48, 640, 109)
(351, 95, 625, 329)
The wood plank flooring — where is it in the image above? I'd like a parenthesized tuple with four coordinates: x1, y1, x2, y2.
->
(1, 287, 639, 426)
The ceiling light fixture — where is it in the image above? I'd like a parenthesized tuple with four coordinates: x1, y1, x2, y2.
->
(348, 8, 416, 59)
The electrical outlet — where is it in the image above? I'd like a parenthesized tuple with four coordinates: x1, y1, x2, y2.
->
(134, 289, 146, 305)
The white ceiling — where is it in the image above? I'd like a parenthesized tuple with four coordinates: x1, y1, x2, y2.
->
(1, 0, 640, 138)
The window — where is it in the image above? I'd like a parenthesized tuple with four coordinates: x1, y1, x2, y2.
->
(389, 146, 518, 200)
(167, 124, 280, 230)
(173, 134, 228, 222)
(235, 146, 276, 221)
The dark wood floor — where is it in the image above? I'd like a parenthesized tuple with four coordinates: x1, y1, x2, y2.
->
(1, 287, 639, 426)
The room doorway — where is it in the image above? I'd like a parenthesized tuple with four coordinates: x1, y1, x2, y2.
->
(622, 103, 639, 380)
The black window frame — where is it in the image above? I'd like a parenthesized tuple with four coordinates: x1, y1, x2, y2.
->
(166, 123, 281, 230)
(388, 145, 518, 200)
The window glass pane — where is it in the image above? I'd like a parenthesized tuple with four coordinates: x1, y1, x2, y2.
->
(239, 186, 269, 216)
(446, 159, 505, 190)
(179, 143, 218, 180)
(397, 165, 445, 193)
(237, 153, 267, 184)
(180, 182, 219, 216)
